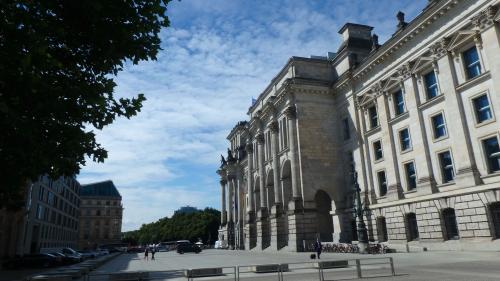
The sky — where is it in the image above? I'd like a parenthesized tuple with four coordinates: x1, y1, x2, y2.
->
(78, 0, 428, 232)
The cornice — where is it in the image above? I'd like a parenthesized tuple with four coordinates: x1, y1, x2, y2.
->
(352, 0, 459, 81)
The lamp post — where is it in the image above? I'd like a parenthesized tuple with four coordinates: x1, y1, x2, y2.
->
(352, 171, 369, 254)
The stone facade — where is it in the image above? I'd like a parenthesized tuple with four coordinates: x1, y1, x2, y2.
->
(78, 180, 123, 250)
(0, 176, 81, 257)
(218, 0, 500, 252)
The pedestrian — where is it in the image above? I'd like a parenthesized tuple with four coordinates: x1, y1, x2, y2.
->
(144, 246, 149, 260)
(314, 239, 322, 259)
(151, 246, 155, 260)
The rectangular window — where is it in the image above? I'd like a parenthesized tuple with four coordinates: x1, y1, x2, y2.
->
(399, 128, 411, 151)
(431, 113, 447, 139)
(36, 204, 44, 220)
(424, 70, 438, 99)
(473, 94, 493, 123)
(39, 187, 45, 201)
(463, 46, 481, 79)
(368, 106, 378, 129)
(377, 171, 387, 196)
(343, 118, 350, 140)
(405, 162, 417, 190)
(438, 151, 455, 183)
(483, 137, 500, 173)
(393, 90, 405, 116)
(373, 140, 383, 160)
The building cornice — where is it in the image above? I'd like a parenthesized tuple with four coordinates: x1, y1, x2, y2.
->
(352, 0, 460, 81)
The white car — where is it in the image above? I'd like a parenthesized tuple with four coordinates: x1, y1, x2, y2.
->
(97, 248, 110, 256)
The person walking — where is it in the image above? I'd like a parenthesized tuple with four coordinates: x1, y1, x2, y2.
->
(314, 239, 323, 259)
(144, 246, 149, 260)
(151, 246, 156, 260)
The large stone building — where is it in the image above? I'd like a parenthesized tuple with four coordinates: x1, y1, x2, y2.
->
(218, 0, 500, 252)
(0, 176, 81, 257)
(78, 180, 123, 249)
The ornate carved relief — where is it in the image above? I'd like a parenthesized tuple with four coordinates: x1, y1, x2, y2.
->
(396, 62, 413, 80)
(267, 121, 279, 133)
(429, 38, 449, 59)
(471, 5, 498, 31)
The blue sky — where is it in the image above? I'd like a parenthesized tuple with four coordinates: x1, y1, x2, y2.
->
(78, 0, 428, 231)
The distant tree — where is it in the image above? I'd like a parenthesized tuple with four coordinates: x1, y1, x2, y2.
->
(0, 0, 172, 209)
(132, 208, 221, 245)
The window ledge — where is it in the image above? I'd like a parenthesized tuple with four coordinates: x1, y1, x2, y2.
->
(365, 126, 381, 137)
(401, 148, 413, 155)
(436, 182, 455, 189)
(389, 112, 409, 125)
(418, 94, 445, 111)
(474, 118, 496, 129)
(432, 135, 449, 143)
(480, 171, 500, 180)
(374, 158, 384, 164)
(455, 71, 491, 92)
(404, 189, 418, 194)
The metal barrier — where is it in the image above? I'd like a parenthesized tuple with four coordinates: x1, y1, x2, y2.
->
(31, 257, 395, 281)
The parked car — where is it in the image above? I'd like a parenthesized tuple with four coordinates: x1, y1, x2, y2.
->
(41, 247, 82, 262)
(97, 248, 110, 256)
(77, 250, 98, 259)
(176, 241, 201, 254)
(48, 252, 79, 265)
(2, 253, 60, 269)
(156, 245, 168, 252)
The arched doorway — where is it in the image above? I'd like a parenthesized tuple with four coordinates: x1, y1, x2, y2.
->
(278, 160, 293, 248)
(314, 190, 333, 242)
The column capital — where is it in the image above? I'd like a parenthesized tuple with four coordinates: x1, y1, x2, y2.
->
(284, 106, 297, 119)
(256, 133, 265, 144)
(267, 121, 279, 133)
(245, 141, 254, 153)
(429, 38, 449, 59)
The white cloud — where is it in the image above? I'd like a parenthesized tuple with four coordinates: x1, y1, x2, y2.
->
(78, 0, 427, 231)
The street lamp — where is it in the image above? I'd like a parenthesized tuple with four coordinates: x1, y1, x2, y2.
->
(352, 171, 369, 254)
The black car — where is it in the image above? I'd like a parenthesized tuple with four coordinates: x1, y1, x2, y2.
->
(2, 253, 60, 269)
(176, 242, 201, 254)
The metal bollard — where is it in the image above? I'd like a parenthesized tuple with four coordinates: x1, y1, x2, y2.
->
(355, 259, 362, 278)
(235, 266, 239, 281)
(389, 257, 396, 276)
(318, 262, 324, 281)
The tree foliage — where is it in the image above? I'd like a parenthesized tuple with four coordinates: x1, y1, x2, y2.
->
(0, 0, 171, 208)
(122, 208, 221, 245)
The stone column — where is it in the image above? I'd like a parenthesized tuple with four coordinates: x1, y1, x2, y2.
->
(246, 141, 255, 221)
(437, 51, 481, 186)
(378, 94, 402, 199)
(285, 106, 302, 209)
(227, 176, 235, 249)
(220, 179, 227, 225)
(256, 132, 270, 249)
(245, 140, 256, 250)
(257, 133, 268, 218)
(269, 121, 284, 250)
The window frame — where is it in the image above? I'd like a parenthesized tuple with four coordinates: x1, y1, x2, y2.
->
(372, 139, 384, 162)
(437, 150, 455, 184)
(398, 127, 412, 153)
(368, 105, 379, 129)
(471, 92, 494, 125)
(462, 45, 482, 80)
(481, 135, 500, 174)
(430, 111, 448, 141)
(404, 161, 417, 191)
(423, 69, 439, 100)
(392, 89, 406, 116)
(377, 170, 388, 197)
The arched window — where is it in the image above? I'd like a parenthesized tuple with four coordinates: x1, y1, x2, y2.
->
(490, 202, 500, 239)
(442, 208, 459, 240)
(351, 219, 358, 242)
(377, 217, 388, 242)
(406, 213, 419, 241)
